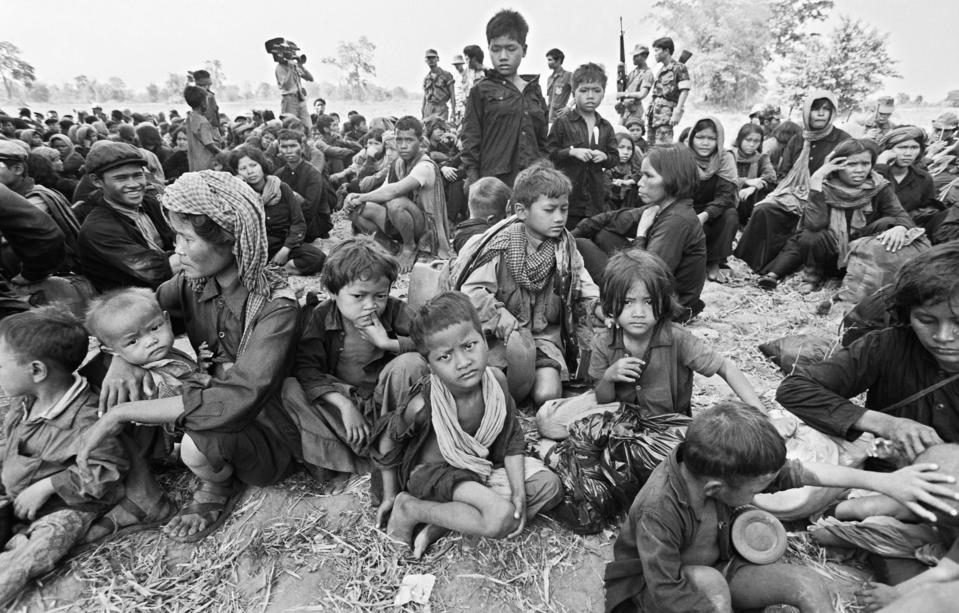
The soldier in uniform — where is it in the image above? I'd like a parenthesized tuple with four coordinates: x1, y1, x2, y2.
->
(422, 49, 456, 122)
(616, 44, 654, 129)
(646, 37, 691, 145)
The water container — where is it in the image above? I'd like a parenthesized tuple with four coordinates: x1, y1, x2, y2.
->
(407, 260, 451, 309)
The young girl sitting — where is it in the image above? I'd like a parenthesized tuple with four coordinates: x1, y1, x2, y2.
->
(731, 122, 777, 226)
(607, 133, 642, 210)
(536, 249, 764, 439)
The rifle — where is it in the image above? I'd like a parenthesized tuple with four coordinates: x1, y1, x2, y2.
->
(617, 17, 627, 94)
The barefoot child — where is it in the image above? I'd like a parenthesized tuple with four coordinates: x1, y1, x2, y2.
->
(345, 115, 450, 272)
(454, 164, 602, 405)
(604, 401, 959, 613)
(374, 292, 562, 558)
(0, 308, 128, 606)
(536, 249, 762, 439)
(282, 236, 428, 490)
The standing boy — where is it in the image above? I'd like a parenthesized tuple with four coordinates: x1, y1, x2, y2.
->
(375, 292, 562, 559)
(646, 37, 691, 146)
(548, 62, 619, 229)
(0, 308, 128, 605)
(461, 9, 549, 188)
(545, 49, 572, 124)
(345, 115, 450, 272)
(183, 85, 221, 171)
(453, 164, 601, 405)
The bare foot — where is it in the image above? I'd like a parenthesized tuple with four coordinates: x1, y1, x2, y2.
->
(397, 247, 417, 274)
(163, 481, 235, 540)
(386, 492, 417, 549)
(325, 472, 355, 495)
(412, 523, 450, 559)
(706, 264, 728, 283)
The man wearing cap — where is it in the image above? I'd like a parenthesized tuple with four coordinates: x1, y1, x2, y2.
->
(0, 140, 80, 272)
(422, 49, 456, 121)
(451, 54, 468, 123)
(191, 70, 222, 144)
(926, 111, 959, 193)
(77, 142, 176, 292)
(927, 112, 959, 160)
(545, 48, 573, 124)
(854, 96, 897, 140)
(616, 44, 654, 128)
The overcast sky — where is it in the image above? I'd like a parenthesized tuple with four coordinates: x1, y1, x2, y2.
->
(8, 0, 957, 101)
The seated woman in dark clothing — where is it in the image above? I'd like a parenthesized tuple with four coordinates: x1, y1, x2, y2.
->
(759, 138, 915, 293)
(161, 126, 190, 183)
(230, 147, 326, 275)
(684, 115, 739, 282)
(573, 143, 706, 321)
(875, 126, 946, 237)
(49, 134, 85, 180)
(731, 122, 777, 226)
(777, 241, 959, 459)
(736, 91, 851, 279)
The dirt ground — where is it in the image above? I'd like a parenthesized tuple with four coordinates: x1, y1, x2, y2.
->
(3, 216, 879, 612)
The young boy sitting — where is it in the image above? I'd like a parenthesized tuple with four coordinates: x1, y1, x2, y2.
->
(345, 115, 450, 273)
(281, 236, 428, 491)
(452, 177, 511, 253)
(547, 62, 619, 230)
(85, 288, 209, 399)
(604, 401, 959, 613)
(374, 292, 562, 559)
(0, 307, 128, 606)
(453, 164, 601, 405)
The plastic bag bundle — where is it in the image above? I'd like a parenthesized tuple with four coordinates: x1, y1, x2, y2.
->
(758, 334, 835, 374)
(836, 232, 930, 305)
(544, 408, 690, 534)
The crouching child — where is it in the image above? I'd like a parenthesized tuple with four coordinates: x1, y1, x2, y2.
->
(0, 307, 128, 606)
(374, 292, 563, 558)
(604, 401, 959, 613)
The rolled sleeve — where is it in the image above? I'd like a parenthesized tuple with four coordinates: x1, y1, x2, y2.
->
(459, 258, 508, 335)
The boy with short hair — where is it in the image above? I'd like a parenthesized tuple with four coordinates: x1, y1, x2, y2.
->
(374, 291, 562, 559)
(274, 128, 332, 240)
(453, 164, 601, 405)
(461, 9, 549, 188)
(281, 236, 428, 490)
(646, 37, 691, 146)
(604, 401, 959, 613)
(0, 307, 128, 605)
(548, 62, 619, 229)
(452, 176, 511, 252)
(345, 115, 451, 272)
(183, 85, 221, 171)
(85, 288, 209, 398)
(624, 118, 649, 153)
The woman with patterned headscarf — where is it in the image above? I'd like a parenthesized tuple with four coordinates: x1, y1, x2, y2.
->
(76, 171, 300, 543)
(876, 126, 946, 237)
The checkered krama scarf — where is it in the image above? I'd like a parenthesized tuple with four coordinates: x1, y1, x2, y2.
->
(162, 170, 292, 357)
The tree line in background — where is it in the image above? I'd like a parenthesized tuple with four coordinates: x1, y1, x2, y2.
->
(0, 37, 409, 107)
(2, 7, 958, 112)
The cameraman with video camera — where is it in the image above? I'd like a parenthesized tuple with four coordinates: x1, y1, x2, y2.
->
(267, 38, 314, 131)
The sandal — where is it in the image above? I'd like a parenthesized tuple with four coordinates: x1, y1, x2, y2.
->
(166, 480, 245, 543)
(757, 274, 779, 291)
(71, 495, 176, 554)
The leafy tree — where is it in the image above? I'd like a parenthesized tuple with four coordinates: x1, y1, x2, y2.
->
(0, 42, 36, 98)
(163, 72, 186, 100)
(146, 83, 160, 103)
(777, 16, 900, 112)
(105, 76, 129, 101)
(768, 0, 834, 57)
(29, 82, 51, 103)
(896, 92, 910, 105)
(203, 59, 227, 89)
(322, 37, 376, 100)
(947, 90, 959, 108)
(255, 81, 273, 100)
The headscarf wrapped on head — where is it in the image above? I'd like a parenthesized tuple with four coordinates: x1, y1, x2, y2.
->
(684, 115, 738, 183)
(32, 146, 61, 165)
(49, 134, 75, 158)
(162, 170, 294, 357)
(878, 126, 926, 154)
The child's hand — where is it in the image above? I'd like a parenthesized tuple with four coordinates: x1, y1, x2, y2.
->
(14, 478, 55, 521)
(856, 582, 899, 612)
(355, 312, 391, 350)
(441, 166, 459, 182)
(879, 463, 959, 522)
(495, 310, 520, 341)
(591, 151, 608, 163)
(604, 357, 645, 383)
(569, 148, 593, 163)
(375, 495, 395, 528)
(340, 403, 370, 447)
(269, 247, 290, 266)
(507, 492, 527, 538)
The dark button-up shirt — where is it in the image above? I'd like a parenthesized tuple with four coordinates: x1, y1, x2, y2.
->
(548, 108, 619, 218)
(264, 182, 307, 255)
(461, 71, 549, 180)
(0, 183, 65, 282)
(275, 159, 328, 241)
(157, 273, 298, 433)
(605, 448, 804, 613)
(777, 326, 959, 443)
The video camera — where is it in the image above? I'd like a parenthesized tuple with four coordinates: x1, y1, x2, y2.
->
(265, 37, 306, 64)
